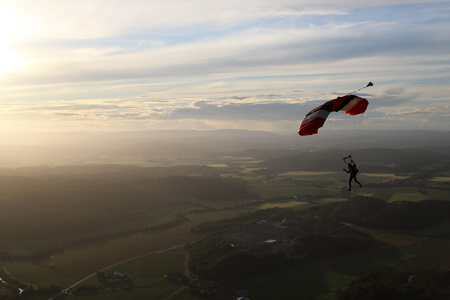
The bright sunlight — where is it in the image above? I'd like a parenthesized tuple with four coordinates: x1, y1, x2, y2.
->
(0, 3, 23, 76)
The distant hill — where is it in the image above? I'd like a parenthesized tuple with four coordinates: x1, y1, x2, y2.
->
(0, 129, 448, 167)
(255, 146, 450, 173)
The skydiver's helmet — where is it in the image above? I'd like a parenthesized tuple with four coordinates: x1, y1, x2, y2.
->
(347, 163, 351, 168)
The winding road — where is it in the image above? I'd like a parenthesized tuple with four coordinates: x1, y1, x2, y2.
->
(49, 244, 185, 300)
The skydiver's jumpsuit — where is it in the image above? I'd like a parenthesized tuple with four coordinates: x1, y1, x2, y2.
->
(343, 161, 362, 191)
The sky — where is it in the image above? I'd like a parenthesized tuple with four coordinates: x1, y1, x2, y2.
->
(0, 0, 449, 134)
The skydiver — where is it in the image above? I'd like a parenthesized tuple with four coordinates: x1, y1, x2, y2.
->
(343, 155, 362, 191)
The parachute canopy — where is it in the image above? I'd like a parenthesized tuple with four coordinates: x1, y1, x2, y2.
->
(298, 94, 369, 136)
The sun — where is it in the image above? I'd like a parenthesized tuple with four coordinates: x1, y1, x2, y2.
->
(0, 44, 21, 76)
(0, 4, 23, 77)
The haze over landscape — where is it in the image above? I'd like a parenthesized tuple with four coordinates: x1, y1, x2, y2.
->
(0, 1, 449, 300)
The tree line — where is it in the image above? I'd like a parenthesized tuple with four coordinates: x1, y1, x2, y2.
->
(314, 196, 450, 230)
(336, 268, 449, 300)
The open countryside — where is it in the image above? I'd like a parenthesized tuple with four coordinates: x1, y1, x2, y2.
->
(2, 0, 450, 298)
(0, 132, 448, 299)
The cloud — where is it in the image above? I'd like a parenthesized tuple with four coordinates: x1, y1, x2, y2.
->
(144, 100, 322, 122)
(390, 104, 450, 118)
(54, 112, 80, 117)
(3, 1, 448, 88)
(370, 93, 420, 109)
(222, 96, 251, 101)
(385, 87, 405, 95)
(8, 0, 447, 40)
(1, 1, 449, 133)
(5, 0, 349, 40)
(5, 25, 442, 87)
(28, 104, 126, 111)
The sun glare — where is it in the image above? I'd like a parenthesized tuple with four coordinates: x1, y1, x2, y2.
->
(0, 4, 23, 76)
(0, 45, 21, 76)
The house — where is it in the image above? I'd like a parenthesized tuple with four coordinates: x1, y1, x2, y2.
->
(265, 239, 277, 244)
(164, 273, 185, 281)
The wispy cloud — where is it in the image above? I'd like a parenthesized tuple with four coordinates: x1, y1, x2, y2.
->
(28, 104, 126, 111)
(0, 0, 449, 132)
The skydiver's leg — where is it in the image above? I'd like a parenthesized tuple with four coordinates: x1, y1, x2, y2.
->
(354, 176, 362, 187)
(348, 176, 352, 191)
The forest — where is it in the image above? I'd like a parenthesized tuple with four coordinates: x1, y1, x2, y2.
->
(0, 171, 255, 241)
(335, 268, 450, 300)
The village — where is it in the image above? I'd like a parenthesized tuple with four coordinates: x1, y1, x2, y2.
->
(222, 213, 318, 251)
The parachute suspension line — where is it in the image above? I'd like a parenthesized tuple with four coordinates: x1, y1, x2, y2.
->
(349, 82, 372, 150)
(303, 101, 366, 151)
(314, 114, 354, 154)
(324, 116, 346, 150)
(342, 112, 364, 152)
(338, 82, 373, 152)
(339, 116, 354, 152)
(348, 82, 373, 95)
(298, 83, 373, 153)
(327, 114, 355, 154)
(316, 123, 340, 151)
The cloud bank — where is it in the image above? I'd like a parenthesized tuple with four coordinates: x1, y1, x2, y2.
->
(0, 0, 449, 133)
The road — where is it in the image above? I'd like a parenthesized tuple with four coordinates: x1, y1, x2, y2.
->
(162, 286, 188, 300)
(49, 244, 185, 300)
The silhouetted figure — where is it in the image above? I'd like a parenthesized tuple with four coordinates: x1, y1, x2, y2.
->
(343, 155, 362, 191)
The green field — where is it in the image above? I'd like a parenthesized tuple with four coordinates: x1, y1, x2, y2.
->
(279, 171, 338, 176)
(61, 252, 193, 300)
(430, 176, 450, 182)
(388, 192, 428, 202)
(258, 200, 308, 209)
